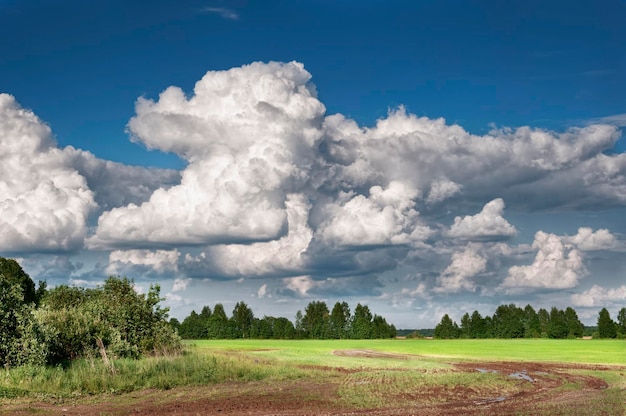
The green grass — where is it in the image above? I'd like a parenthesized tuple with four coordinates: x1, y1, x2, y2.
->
(1, 338, 623, 413)
(189, 338, 626, 366)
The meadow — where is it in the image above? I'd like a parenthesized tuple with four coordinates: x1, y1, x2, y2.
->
(1, 338, 624, 415)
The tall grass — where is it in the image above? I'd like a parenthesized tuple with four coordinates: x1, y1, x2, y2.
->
(0, 348, 310, 399)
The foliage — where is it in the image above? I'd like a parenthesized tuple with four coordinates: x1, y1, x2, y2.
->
(329, 301, 351, 339)
(434, 314, 460, 339)
(597, 308, 617, 339)
(231, 301, 254, 338)
(0, 259, 48, 368)
(37, 276, 181, 364)
(617, 307, 626, 336)
(434, 304, 586, 340)
(303, 300, 330, 338)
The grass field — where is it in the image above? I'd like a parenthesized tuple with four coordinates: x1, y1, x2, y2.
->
(1, 338, 624, 415)
(189, 338, 626, 365)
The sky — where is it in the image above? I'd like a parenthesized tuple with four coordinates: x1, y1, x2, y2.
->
(1, 0, 625, 328)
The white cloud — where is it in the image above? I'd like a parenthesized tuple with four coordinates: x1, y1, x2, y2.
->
(448, 198, 517, 241)
(0, 94, 96, 252)
(257, 284, 268, 298)
(564, 227, 617, 251)
(316, 181, 432, 247)
(426, 179, 462, 204)
(171, 277, 191, 292)
(90, 61, 325, 248)
(106, 249, 180, 275)
(202, 7, 239, 20)
(571, 284, 626, 307)
(67, 148, 180, 212)
(590, 113, 626, 127)
(190, 194, 312, 277)
(165, 293, 183, 304)
(400, 282, 432, 300)
(502, 231, 585, 290)
(434, 245, 487, 293)
(284, 275, 317, 296)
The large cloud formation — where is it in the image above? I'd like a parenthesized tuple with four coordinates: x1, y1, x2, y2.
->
(89, 62, 325, 248)
(0, 94, 96, 252)
(3, 61, 626, 305)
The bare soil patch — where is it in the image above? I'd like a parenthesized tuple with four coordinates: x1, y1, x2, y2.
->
(332, 349, 411, 360)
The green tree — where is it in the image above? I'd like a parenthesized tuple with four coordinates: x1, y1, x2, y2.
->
(469, 311, 486, 338)
(273, 317, 295, 339)
(617, 307, 626, 336)
(329, 301, 351, 339)
(0, 276, 47, 367)
(493, 304, 524, 338)
(371, 314, 396, 338)
(0, 257, 37, 305)
(232, 301, 254, 338)
(207, 303, 229, 339)
(434, 314, 460, 339)
(522, 304, 541, 338)
(179, 310, 205, 339)
(564, 307, 584, 338)
(303, 301, 329, 339)
(597, 308, 617, 339)
(294, 310, 305, 338)
(537, 308, 550, 337)
(460, 313, 471, 338)
(351, 303, 373, 339)
(548, 307, 568, 339)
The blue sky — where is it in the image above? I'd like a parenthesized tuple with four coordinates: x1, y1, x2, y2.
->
(1, 0, 625, 327)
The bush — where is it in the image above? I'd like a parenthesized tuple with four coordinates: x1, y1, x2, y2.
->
(37, 276, 181, 364)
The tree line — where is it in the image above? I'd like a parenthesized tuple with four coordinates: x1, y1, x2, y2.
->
(433, 303, 626, 339)
(172, 300, 397, 340)
(0, 257, 181, 369)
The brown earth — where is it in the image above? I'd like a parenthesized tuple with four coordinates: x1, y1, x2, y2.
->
(3, 352, 625, 416)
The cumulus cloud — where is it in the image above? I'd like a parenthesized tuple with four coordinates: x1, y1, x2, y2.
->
(426, 179, 462, 205)
(7, 60, 626, 316)
(447, 198, 516, 241)
(434, 245, 487, 293)
(400, 282, 432, 300)
(502, 231, 585, 290)
(284, 275, 317, 296)
(0, 94, 96, 252)
(316, 181, 432, 247)
(171, 277, 191, 292)
(187, 194, 312, 277)
(106, 249, 180, 276)
(90, 61, 325, 248)
(571, 284, 626, 307)
(68, 149, 180, 212)
(563, 227, 617, 251)
(320, 107, 623, 211)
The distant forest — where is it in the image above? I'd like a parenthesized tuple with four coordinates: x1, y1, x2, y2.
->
(172, 301, 626, 340)
(171, 300, 397, 340)
(431, 304, 626, 339)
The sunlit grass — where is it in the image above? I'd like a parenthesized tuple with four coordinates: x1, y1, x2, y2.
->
(189, 338, 626, 365)
(1, 338, 623, 414)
